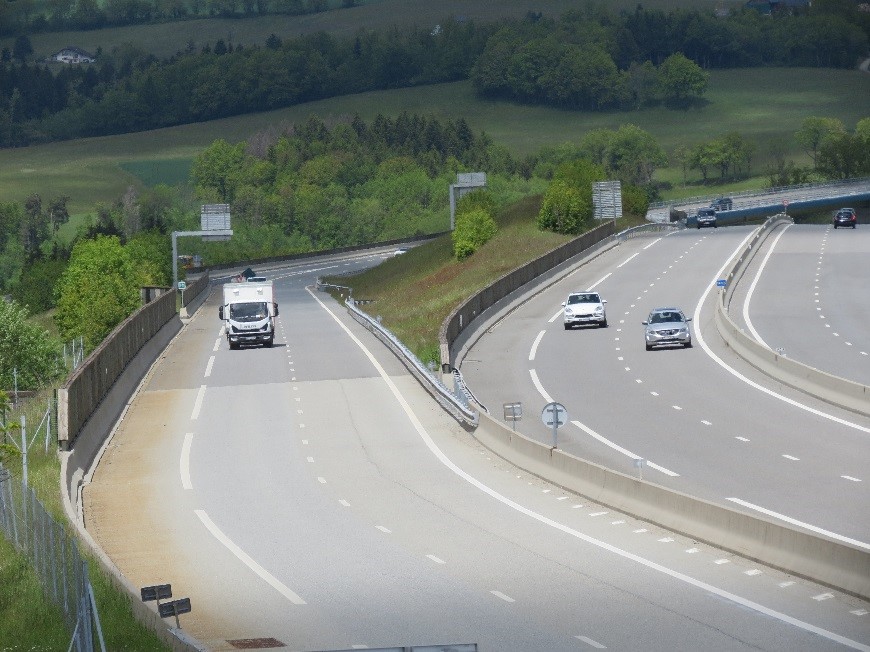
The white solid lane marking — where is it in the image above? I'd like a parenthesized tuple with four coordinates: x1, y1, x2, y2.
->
(529, 330, 546, 361)
(617, 252, 639, 268)
(204, 356, 215, 378)
(572, 420, 679, 477)
(743, 224, 791, 348)
(194, 509, 306, 604)
(427, 554, 446, 564)
(529, 369, 554, 403)
(191, 384, 206, 420)
(490, 590, 515, 603)
(727, 497, 870, 550)
(576, 635, 607, 648)
(587, 273, 611, 290)
(180, 433, 193, 490)
(306, 287, 869, 652)
(643, 237, 662, 250)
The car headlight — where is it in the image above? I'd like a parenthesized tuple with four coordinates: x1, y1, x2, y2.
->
(565, 308, 574, 316)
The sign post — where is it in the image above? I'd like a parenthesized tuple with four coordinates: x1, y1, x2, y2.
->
(503, 402, 522, 430)
(541, 402, 568, 449)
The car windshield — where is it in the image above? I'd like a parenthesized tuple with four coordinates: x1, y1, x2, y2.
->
(230, 301, 268, 321)
(650, 311, 683, 324)
(567, 294, 599, 305)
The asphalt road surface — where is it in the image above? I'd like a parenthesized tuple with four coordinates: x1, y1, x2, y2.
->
(84, 246, 870, 651)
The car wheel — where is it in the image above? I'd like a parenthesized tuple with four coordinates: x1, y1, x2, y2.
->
(229, 341, 239, 350)
(684, 341, 693, 348)
(853, 224, 857, 229)
(697, 224, 701, 229)
(645, 343, 652, 351)
(600, 319, 608, 328)
(833, 224, 837, 229)
(265, 337, 274, 348)
(564, 323, 571, 330)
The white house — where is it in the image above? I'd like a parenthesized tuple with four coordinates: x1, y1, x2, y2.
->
(51, 47, 95, 64)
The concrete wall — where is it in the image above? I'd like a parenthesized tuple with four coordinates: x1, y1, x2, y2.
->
(57, 288, 178, 449)
(473, 412, 870, 599)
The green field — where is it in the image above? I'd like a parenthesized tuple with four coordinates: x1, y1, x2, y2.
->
(0, 67, 866, 214)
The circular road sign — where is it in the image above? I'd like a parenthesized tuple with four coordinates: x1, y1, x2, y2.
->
(541, 402, 568, 428)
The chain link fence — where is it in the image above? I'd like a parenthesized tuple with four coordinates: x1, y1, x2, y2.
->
(0, 469, 104, 651)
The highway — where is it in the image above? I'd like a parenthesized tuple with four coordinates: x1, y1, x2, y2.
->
(82, 245, 870, 651)
(730, 223, 870, 386)
(460, 226, 870, 547)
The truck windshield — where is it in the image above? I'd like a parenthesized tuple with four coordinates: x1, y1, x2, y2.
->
(229, 302, 268, 321)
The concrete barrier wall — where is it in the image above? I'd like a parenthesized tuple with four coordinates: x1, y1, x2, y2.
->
(474, 411, 870, 599)
(714, 218, 870, 417)
(57, 288, 177, 449)
(440, 221, 615, 370)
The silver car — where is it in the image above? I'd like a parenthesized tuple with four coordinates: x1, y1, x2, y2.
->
(643, 307, 692, 350)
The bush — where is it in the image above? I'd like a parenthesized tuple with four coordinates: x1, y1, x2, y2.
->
(537, 180, 591, 234)
(452, 208, 497, 260)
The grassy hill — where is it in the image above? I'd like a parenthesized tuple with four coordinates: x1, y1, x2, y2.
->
(0, 67, 866, 216)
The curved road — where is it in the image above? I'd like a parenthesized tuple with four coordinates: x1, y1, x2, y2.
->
(83, 247, 870, 651)
(460, 226, 870, 547)
(734, 223, 870, 386)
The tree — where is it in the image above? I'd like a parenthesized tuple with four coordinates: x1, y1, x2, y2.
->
(191, 139, 249, 202)
(606, 124, 667, 186)
(657, 52, 708, 107)
(12, 35, 33, 62)
(817, 130, 869, 180)
(452, 207, 496, 260)
(53, 236, 141, 349)
(538, 180, 589, 234)
(47, 195, 70, 234)
(20, 194, 48, 259)
(0, 300, 62, 391)
(795, 117, 844, 168)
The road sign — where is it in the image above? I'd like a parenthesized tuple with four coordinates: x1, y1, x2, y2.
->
(541, 402, 568, 427)
(177, 281, 187, 291)
(141, 584, 172, 602)
(716, 279, 727, 288)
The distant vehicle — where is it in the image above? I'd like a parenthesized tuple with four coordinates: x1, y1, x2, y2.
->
(643, 307, 692, 351)
(247, 276, 267, 282)
(219, 281, 278, 349)
(832, 208, 857, 229)
(562, 292, 607, 329)
(393, 247, 409, 256)
(695, 207, 717, 229)
(710, 197, 733, 211)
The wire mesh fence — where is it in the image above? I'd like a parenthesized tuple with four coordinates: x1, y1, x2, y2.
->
(0, 468, 104, 651)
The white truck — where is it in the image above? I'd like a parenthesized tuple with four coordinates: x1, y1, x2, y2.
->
(219, 281, 278, 349)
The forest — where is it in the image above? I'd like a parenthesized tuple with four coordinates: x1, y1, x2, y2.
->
(1, 2, 867, 147)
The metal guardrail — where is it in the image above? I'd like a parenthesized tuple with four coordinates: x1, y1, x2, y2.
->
(315, 279, 478, 427)
(647, 177, 870, 223)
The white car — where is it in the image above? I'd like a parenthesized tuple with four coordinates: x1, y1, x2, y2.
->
(562, 292, 607, 329)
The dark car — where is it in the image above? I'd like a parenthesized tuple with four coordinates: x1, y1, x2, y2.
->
(833, 208, 857, 229)
(695, 207, 717, 229)
(711, 197, 733, 211)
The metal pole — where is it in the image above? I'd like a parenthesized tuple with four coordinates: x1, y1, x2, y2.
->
(172, 231, 179, 294)
(551, 418, 558, 449)
(21, 414, 27, 487)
